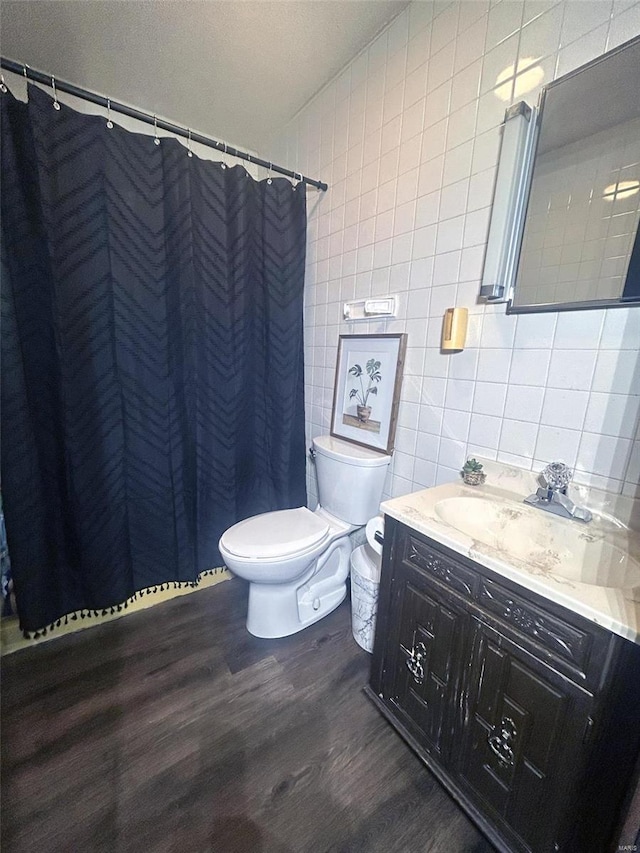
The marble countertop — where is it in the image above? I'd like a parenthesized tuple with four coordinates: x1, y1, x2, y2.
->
(381, 459, 640, 645)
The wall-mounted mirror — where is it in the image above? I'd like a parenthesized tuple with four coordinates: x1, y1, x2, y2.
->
(509, 35, 640, 314)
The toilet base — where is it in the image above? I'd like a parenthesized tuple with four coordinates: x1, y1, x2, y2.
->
(245, 536, 352, 638)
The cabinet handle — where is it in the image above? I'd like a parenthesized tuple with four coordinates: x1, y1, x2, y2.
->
(488, 717, 517, 767)
(405, 641, 427, 684)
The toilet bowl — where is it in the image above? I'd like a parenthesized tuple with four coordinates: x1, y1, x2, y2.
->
(219, 435, 391, 638)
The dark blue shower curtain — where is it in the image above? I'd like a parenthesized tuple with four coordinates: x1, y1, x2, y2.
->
(1, 85, 307, 633)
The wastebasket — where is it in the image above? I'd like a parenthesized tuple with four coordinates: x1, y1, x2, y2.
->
(350, 515, 383, 652)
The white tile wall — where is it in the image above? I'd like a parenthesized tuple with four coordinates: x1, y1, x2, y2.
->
(267, 0, 640, 503)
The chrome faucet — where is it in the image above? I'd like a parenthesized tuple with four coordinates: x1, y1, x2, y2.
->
(524, 462, 592, 523)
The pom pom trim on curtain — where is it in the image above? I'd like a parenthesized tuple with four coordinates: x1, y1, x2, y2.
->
(19, 567, 228, 640)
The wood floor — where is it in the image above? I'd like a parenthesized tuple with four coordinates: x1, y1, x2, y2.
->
(1, 578, 496, 853)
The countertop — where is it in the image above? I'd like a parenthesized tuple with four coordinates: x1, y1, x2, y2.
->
(381, 459, 640, 644)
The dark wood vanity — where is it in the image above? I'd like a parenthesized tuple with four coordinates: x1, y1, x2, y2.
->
(367, 517, 640, 853)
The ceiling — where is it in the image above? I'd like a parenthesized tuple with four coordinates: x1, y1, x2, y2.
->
(1, 1, 409, 153)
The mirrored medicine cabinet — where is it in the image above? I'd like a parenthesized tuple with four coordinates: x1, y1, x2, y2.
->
(483, 34, 640, 314)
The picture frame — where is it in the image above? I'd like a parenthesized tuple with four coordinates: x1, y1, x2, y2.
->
(330, 333, 407, 455)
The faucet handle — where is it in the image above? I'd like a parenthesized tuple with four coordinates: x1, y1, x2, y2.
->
(542, 461, 572, 491)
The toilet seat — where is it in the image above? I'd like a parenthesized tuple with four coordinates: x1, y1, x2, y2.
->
(220, 507, 330, 560)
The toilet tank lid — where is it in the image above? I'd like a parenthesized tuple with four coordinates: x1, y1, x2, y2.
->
(314, 435, 391, 468)
(220, 507, 330, 559)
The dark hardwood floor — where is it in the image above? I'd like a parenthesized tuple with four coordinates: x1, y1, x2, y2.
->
(1, 578, 496, 853)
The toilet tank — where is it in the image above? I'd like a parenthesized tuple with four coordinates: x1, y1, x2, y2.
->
(313, 435, 391, 525)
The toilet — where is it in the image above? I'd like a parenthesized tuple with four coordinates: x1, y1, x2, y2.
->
(219, 435, 391, 638)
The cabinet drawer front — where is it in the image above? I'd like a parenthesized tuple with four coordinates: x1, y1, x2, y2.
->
(478, 578, 600, 683)
(402, 533, 477, 601)
(397, 523, 610, 689)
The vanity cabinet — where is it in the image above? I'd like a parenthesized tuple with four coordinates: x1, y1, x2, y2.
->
(367, 517, 640, 853)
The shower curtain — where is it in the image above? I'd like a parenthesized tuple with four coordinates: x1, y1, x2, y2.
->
(1, 85, 307, 634)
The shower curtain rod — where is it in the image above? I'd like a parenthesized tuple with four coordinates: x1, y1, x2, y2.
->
(0, 57, 328, 192)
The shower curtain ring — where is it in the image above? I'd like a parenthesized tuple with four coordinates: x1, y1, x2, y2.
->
(220, 142, 227, 170)
(23, 63, 29, 80)
(106, 98, 114, 129)
(153, 114, 160, 145)
(51, 76, 61, 110)
(267, 162, 273, 185)
(0, 74, 7, 94)
(187, 127, 193, 158)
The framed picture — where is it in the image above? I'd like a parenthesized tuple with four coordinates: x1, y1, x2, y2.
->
(330, 333, 407, 455)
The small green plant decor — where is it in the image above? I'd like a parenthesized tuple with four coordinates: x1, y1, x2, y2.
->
(348, 358, 382, 424)
(462, 458, 486, 485)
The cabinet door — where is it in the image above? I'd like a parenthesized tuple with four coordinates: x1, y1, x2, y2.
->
(381, 562, 470, 765)
(457, 617, 594, 852)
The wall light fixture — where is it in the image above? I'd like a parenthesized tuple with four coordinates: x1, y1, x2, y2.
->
(480, 101, 538, 302)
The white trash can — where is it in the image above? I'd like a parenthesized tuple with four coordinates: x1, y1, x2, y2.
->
(350, 515, 383, 653)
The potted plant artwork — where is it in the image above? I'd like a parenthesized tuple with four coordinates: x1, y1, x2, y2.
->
(349, 359, 382, 423)
(331, 334, 406, 453)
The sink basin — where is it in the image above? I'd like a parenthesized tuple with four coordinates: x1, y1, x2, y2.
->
(434, 496, 640, 589)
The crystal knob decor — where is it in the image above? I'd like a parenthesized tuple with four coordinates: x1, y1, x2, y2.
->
(542, 462, 572, 492)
